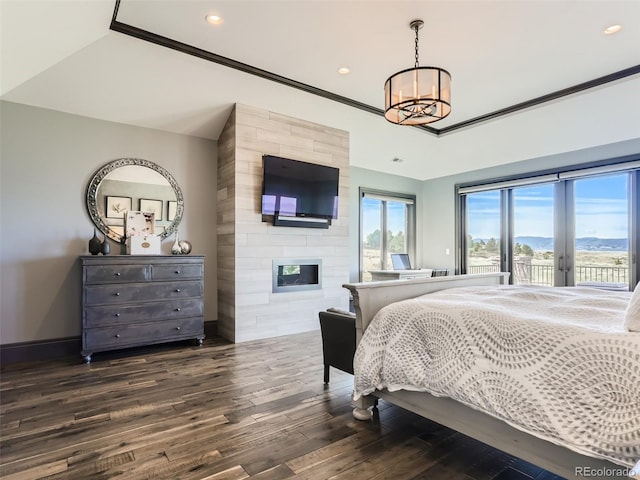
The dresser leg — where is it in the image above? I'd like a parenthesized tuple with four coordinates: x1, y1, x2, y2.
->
(196, 337, 204, 346)
(83, 354, 92, 364)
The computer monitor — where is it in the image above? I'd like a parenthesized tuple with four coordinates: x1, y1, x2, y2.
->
(391, 253, 412, 270)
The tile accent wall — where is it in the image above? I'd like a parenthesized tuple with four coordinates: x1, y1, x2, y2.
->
(217, 104, 350, 342)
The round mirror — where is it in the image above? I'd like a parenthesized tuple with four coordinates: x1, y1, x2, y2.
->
(86, 158, 184, 242)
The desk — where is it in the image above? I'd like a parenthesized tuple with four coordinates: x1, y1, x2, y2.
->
(369, 269, 433, 281)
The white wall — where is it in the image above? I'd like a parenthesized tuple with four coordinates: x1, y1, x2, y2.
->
(0, 101, 218, 344)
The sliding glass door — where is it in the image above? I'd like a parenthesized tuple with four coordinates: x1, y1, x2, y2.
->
(511, 184, 555, 286)
(570, 173, 630, 289)
(465, 190, 503, 276)
(458, 160, 639, 290)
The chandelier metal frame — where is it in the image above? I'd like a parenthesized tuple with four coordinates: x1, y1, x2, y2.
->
(384, 20, 452, 126)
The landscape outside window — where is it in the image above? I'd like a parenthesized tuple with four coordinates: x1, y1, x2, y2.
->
(465, 190, 503, 278)
(361, 193, 414, 281)
(465, 172, 631, 288)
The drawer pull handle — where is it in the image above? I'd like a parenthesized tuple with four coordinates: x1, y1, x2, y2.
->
(114, 292, 121, 296)
(176, 308, 181, 312)
(115, 313, 120, 317)
(115, 334, 121, 338)
(175, 289, 181, 293)
(175, 270, 181, 274)
(175, 326, 181, 331)
(115, 272, 121, 276)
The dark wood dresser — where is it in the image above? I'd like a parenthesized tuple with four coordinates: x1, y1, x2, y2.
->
(81, 255, 205, 363)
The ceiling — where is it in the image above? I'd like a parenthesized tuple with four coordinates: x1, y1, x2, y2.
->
(2, 0, 640, 180)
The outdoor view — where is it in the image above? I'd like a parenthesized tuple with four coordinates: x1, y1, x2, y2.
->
(467, 173, 630, 287)
(361, 197, 409, 281)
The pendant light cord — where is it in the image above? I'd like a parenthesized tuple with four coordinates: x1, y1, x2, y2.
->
(414, 24, 420, 68)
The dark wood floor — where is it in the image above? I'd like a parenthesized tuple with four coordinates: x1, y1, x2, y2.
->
(0, 331, 564, 480)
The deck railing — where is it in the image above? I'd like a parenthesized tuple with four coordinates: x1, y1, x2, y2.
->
(468, 264, 629, 287)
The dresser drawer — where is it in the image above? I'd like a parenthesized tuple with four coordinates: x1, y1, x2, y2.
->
(83, 317, 204, 350)
(84, 299, 203, 327)
(85, 264, 149, 284)
(84, 280, 203, 306)
(152, 263, 203, 281)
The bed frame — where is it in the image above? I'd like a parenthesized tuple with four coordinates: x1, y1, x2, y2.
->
(343, 273, 632, 480)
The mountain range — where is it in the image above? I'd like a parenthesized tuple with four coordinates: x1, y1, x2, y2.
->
(514, 236, 628, 252)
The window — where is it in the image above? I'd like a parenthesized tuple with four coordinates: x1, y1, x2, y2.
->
(465, 190, 503, 275)
(360, 189, 416, 281)
(457, 159, 639, 290)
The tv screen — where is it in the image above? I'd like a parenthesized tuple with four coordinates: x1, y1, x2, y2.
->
(261, 155, 339, 219)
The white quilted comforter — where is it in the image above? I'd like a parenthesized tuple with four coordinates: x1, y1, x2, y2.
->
(353, 285, 640, 467)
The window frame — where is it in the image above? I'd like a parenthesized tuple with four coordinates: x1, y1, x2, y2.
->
(455, 156, 640, 289)
(359, 187, 417, 281)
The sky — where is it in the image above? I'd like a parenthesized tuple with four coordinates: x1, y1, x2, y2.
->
(362, 198, 407, 236)
(467, 173, 629, 240)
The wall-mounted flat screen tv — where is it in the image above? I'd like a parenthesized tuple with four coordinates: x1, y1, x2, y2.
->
(261, 155, 339, 219)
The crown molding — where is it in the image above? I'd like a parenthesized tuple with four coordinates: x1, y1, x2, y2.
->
(110, 0, 639, 137)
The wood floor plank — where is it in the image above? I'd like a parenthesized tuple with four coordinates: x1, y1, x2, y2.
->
(0, 459, 68, 480)
(285, 428, 381, 473)
(0, 331, 566, 480)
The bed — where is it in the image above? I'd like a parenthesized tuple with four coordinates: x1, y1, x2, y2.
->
(343, 273, 640, 480)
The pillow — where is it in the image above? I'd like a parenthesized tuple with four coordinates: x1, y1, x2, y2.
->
(624, 283, 640, 332)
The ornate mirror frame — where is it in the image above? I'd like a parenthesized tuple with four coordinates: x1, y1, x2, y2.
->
(86, 158, 184, 242)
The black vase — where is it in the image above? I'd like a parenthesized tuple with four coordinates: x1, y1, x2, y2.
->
(100, 236, 111, 255)
(88, 229, 101, 255)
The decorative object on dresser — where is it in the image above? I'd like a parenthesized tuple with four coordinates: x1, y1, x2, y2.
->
(80, 255, 205, 363)
(178, 240, 192, 254)
(99, 235, 110, 255)
(126, 210, 160, 254)
(171, 231, 182, 255)
(171, 231, 192, 255)
(88, 228, 101, 255)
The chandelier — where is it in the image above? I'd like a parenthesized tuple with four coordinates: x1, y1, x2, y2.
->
(384, 20, 451, 125)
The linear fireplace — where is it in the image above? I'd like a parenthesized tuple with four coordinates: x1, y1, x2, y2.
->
(272, 259, 322, 293)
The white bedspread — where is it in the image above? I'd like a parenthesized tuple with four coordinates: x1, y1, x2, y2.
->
(354, 285, 640, 467)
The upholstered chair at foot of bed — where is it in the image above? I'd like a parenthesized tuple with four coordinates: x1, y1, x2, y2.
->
(319, 308, 379, 422)
(318, 309, 356, 384)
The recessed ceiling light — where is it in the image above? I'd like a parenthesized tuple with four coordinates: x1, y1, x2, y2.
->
(603, 24, 622, 35)
(205, 14, 223, 25)
(337, 67, 351, 75)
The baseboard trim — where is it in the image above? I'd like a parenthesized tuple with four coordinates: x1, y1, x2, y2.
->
(0, 337, 81, 365)
(1, 320, 218, 365)
(204, 320, 217, 337)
